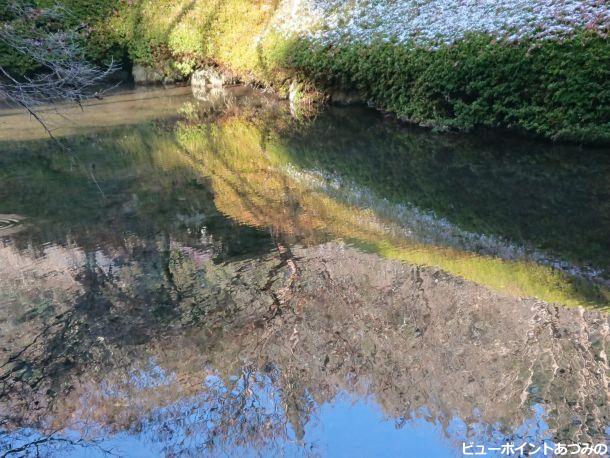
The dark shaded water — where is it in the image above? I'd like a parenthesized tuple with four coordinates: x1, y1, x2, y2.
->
(0, 87, 609, 457)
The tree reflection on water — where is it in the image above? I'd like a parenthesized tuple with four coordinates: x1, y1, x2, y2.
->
(1, 87, 609, 456)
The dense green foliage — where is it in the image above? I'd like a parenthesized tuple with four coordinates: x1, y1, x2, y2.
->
(286, 32, 610, 143)
(0, 0, 42, 74)
(0, 0, 121, 76)
(37, 0, 122, 63)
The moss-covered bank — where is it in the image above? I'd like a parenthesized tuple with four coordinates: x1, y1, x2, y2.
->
(3, 0, 609, 144)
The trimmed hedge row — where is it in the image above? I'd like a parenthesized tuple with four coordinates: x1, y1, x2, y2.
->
(285, 32, 610, 144)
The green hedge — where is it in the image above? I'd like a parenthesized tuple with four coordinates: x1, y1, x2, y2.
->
(285, 32, 610, 144)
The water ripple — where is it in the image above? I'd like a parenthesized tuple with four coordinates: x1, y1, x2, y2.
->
(0, 214, 24, 235)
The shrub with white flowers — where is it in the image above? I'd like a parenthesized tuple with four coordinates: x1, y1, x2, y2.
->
(272, 0, 609, 46)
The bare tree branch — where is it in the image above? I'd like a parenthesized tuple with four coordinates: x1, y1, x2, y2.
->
(1, 430, 117, 457)
(0, 1, 119, 133)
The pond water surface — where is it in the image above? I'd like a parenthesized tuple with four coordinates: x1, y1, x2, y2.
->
(0, 87, 609, 457)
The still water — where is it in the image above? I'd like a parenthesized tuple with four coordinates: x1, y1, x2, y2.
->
(0, 86, 609, 457)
